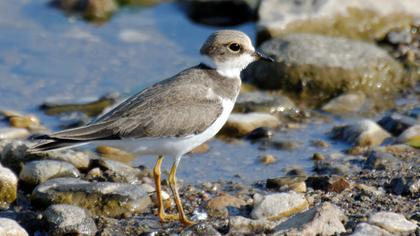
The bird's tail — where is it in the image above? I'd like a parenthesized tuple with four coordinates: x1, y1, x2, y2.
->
(28, 135, 87, 153)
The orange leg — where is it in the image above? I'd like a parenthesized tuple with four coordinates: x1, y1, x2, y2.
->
(153, 155, 178, 222)
(168, 158, 195, 226)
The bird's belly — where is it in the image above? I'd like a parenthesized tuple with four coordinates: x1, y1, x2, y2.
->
(94, 99, 234, 157)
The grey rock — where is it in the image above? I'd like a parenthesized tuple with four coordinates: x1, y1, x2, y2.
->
(368, 212, 417, 234)
(0, 164, 17, 209)
(257, 0, 420, 42)
(350, 223, 392, 236)
(244, 34, 405, 104)
(180, 0, 259, 26)
(235, 91, 299, 117)
(273, 202, 347, 236)
(180, 222, 221, 236)
(365, 151, 401, 170)
(331, 120, 391, 147)
(44, 204, 97, 236)
(19, 160, 80, 185)
(0, 217, 28, 236)
(32, 178, 152, 217)
(251, 192, 308, 220)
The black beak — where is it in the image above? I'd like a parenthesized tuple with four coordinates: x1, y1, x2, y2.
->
(253, 50, 275, 62)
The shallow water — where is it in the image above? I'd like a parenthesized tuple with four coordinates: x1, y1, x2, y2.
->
(0, 0, 390, 183)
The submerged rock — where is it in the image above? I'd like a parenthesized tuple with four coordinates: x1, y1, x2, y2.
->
(331, 120, 391, 147)
(0, 164, 17, 209)
(44, 204, 97, 236)
(273, 202, 347, 236)
(0, 218, 28, 236)
(257, 0, 420, 43)
(19, 160, 80, 185)
(234, 91, 299, 117)
(50, 0, 118, 22)
(32, 178, 152, 217)
(251, 192, 308, 220)
(180, 0, 259, 26)
(259, 154, 277, 165)
(321, 92, 368, 114)
(368, 212, 417, 234)
(221, 112, 280, 137)
(245, 34, 405, 105)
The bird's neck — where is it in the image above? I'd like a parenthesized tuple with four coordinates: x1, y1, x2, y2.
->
(201, 59, 243, 79)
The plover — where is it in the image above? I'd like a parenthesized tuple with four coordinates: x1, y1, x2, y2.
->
(30, 30, 273, 226)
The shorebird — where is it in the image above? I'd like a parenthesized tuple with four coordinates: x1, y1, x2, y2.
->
(30, 30, 273, 226)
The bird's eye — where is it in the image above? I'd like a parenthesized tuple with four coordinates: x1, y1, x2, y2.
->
(228, 43, 241, 52)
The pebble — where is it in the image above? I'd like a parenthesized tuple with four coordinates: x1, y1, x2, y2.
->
(96, 145, 135, 164)
(322, 92, 367, 114)
(0, 128, 29, 140)
(228, 216, 277, 235)
(350, 223, 392, 236)
(0, 164, 17, 209)
(0, 217, 28, 236)
(94, 159, 144, 184)
(19, 160, 80, 185)
(259, 154, 277, 165)
(378, 113, 417, 136)
(266, 176, 307, 193)
(368, 212, 417, 234)
(44, 204, 97, 236)
(273, 202, 346, 235)
(251, 192, 308, 220)
(387, 177, 419, 195)
(330, 120, 391, 147)
(305, 176, 350, 193)
(207, 194, 246, 218)
(365, 151, 401, 170)
(51, 0, 118, 22)
(32, 178, 152, 217)
(9, 115, 41, 130)
(221, 112, 280, 137)
(397, 124, 420, 143)
(180, 222, 221, 236)
(189, 143, 209, 154)
(245, 127, 273, 140)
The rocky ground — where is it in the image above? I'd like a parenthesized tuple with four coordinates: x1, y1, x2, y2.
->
(0, 0, 420, 235)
